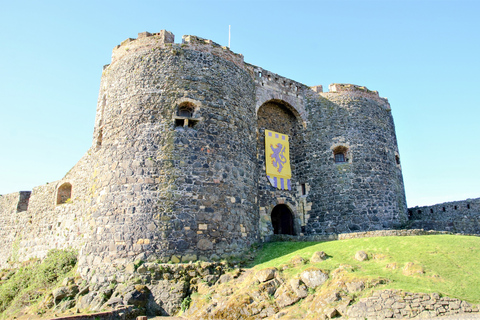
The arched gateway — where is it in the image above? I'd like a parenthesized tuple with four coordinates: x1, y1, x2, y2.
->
(271, 204, 295, 235)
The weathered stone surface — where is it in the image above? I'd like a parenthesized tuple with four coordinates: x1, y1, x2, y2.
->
(300, 268, 328, 288)
(354, 251, 368, 261)
(147, 280, 188, 316)
(255, 267, 277, 282)
(347, 289, 479, 319)
(311, 251, 327, 262)
(346, 280, 365, 293)
(289, 278, 308, 299)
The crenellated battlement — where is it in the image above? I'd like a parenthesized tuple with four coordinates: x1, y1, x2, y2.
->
(322, 83, 391, 110)
(111, 30, 245, 69)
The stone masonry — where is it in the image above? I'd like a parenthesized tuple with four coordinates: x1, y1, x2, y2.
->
(0, 30, 475, 281)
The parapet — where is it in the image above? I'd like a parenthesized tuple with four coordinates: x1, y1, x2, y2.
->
(110, 30, 245, 69)
(324, 83, 391, 110)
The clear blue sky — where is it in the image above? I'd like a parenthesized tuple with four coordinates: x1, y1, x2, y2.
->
(0, 0, 479, 207)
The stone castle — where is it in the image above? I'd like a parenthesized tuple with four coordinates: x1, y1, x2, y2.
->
(1, 30, 478, 280)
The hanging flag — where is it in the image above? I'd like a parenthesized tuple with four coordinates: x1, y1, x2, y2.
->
(265, 129, 291, 190)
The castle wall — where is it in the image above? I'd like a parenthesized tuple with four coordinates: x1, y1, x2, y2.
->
(408, 198, 480, 234)
(0, 151, 95, 269)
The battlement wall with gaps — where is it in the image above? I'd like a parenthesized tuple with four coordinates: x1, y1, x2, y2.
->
(321, 83, 391, 110)
(408, 198, 480, 234)
(111, 30, 245, 69)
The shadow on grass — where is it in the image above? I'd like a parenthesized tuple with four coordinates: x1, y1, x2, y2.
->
(246, 240, 323, 267)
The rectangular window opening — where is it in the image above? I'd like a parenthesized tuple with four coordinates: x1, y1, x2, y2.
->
(175, 119, 185, 127)
(301, 183, 306, 196)
(188, 119, 198, 128)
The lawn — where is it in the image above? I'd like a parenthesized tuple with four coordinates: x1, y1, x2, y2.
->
(249, 235, 480, 303)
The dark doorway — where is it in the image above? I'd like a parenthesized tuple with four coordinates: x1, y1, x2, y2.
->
(271, 204, 294, 235)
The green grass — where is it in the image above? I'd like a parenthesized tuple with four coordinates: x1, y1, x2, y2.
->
(249, 235, 480, 303)
(0, 249, 77, 318)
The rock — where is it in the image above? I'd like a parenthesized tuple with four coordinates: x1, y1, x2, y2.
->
(355, 251, 368, 261)
(53, 285, 79, 303)
(311, 251, 327, 262)
(290, 256, 306, 266)
(289, 278, 308, 299)
(255, 267, 277, 282)
(123, 285, 150, 308)
(137, 264, 147, 274)
(197, 238, 213, 250)
(170, 255, 181, 263)
(182, 253, 197, 262)
(324, 307, 338, 319)
(274, 284, 300, 308)
(125, 263, 136, 273)
(402, 262, 424, 275)
(146, 280, 189, 316)
(102, 296, 124, 309)
(61, 277, 75, 286)
(217, 273, 233, 284)
(346, 280, 365, 293)
(259, 278, 281, 296)
(300, 268, 328, 288)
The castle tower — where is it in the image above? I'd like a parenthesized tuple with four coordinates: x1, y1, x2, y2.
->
(80, 31, 259, 277)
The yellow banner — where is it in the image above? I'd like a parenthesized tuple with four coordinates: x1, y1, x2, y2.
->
(265, 129, 291, 190)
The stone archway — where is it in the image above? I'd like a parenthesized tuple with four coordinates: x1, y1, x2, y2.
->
(271, 204, 295, 235)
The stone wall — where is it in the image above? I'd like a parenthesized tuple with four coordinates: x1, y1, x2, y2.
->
(0, 152, 94, 268)
(408, 198, 480, 234)
(347, 289, 479, 319)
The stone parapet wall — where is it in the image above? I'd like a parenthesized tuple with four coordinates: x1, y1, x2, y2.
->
(268, 228, 477, 243)
(347, 289, 479, 319)
(408, 198, 480, 234)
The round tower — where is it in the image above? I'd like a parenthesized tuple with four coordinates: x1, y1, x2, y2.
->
(304, 84, 408, 234)
(80, 31, 258, 278)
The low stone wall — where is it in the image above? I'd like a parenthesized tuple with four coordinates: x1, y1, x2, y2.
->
(268, 228, 478, 243)
(347, 289, 480, 319)
(408, 198, 480, 234)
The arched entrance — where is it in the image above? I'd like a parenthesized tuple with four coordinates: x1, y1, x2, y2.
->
(271, 204, 295, 235)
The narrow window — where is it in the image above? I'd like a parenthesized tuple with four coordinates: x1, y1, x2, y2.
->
(301, 183, 306, 196)
(417, 210, 422, 214)
(335, 153, 345, 163)
(333, 145, 348, 163)
(467, 204, 470, 209)
(57, 182, 72, 205)
(395, 155, 400, 165)
(96, 128, 103, 147)
(442, 207, 446, 212)
(454, 205, 457, 210)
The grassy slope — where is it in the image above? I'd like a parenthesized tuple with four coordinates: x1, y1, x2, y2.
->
(249, 235, 480, 303)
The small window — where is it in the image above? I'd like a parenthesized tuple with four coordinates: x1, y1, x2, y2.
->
(301, 183, 306, 196)
(57, 182, 72, 205)
(335, 153, 345, 163)
(177, 102, 194, 118)
(467, 204, 470, 209)
(454, 205, 457, 210)
(442, 207, 446, 212)
(430, 209, 434, 213)
(395, 155, 400, 165)
(333, 145, 348, 163)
